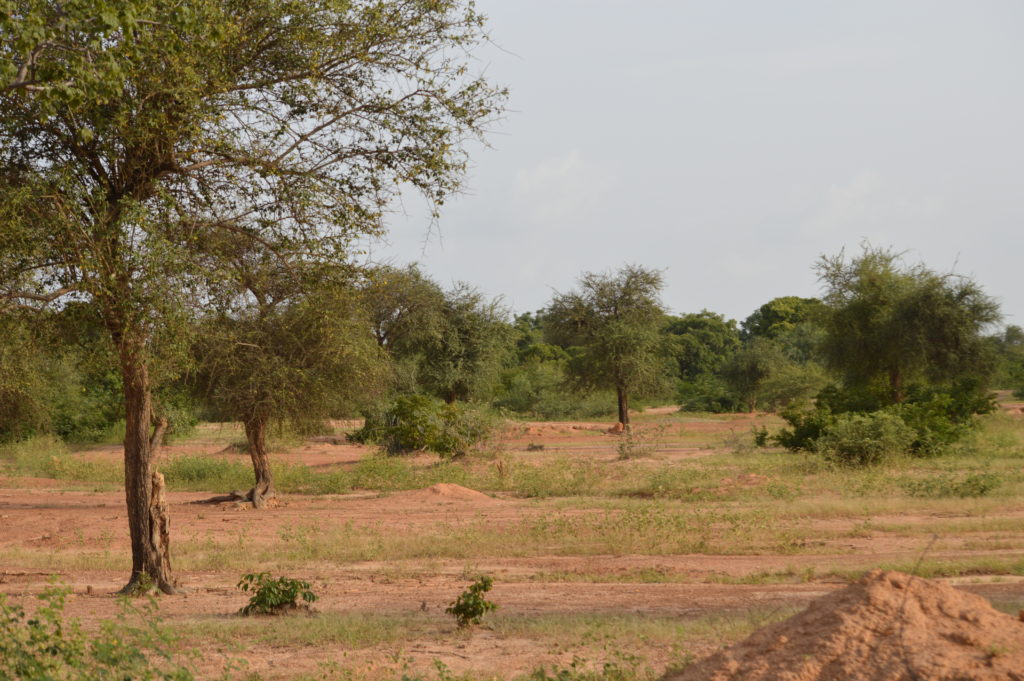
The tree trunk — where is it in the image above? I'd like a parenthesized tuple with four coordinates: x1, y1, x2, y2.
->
(889, 366, 905, 404)
(616, 385, 630, 430)
(119, 356, 177, 595)
(243, 416, 275, 509)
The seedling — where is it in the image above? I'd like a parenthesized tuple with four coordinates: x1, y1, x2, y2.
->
(237, 572, 317, 615)
(445, 575, 497, 628)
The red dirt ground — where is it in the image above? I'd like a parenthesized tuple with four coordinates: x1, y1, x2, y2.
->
(2, 408, 1023, 680)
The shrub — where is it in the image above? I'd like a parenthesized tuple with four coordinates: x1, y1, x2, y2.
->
(445, 575, 497, 628)
(237, 572, 317, 615)
(0, 584, 196, 680)
(890, 393, 979, 455)
(814, 411, 916, 467)
(350, 395, 498, 458)
(773, 406, 835, 451)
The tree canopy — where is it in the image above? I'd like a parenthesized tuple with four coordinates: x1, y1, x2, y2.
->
(545, 265, 670, 427)
(817, 246, 1000, 405)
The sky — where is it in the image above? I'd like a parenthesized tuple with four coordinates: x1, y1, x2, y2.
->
(369, 0, 1024, 327)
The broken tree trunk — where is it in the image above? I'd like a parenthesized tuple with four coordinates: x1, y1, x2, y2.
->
(119, 354, 177, 595)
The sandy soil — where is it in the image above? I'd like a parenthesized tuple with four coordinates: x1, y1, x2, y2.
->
(2, 409, 1023, 680)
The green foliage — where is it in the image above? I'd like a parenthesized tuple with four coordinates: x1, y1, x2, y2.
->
(901, 472, 1002, 498)
(817, 245, 1000, 404)
(545, 265, 672, 423)
(0, 584, 196, 680)
(46, 359, 124, 444)
(196, 276, 387, 431)
(773, 406, 836, 451)
(0, 314, 51, 441)
(889, 395, 976, 455)
(676, 375, 740, 413)
(350, 395, 498, 458)
(664, 310, 740, 381)
(445, 575, 497, 628)
(237, 573, 317, 616)
(740, 296, 825, 341)
(416, 283, 516, 404)
(362, 264, 447, 355)
(985, 325, 1024, 390)
(757, 362, 829, 412)
(720, 338, 786, 412)
(814, 411, 917, 467)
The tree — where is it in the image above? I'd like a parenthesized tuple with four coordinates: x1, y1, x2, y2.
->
(987, 325, 1024, 393)
(740, 297, 825, 341)
(360, 264, 446, 393)
(195, 254, 386, 508)
(0, 312, 51, 440)
(720, 337, 786, 412)
(417, 283, 515, 404)
(664, 310, 740, 381)
(817, 246, 1000, 405)
(545, 265, 670, 428)
(0, 0, 504, 593)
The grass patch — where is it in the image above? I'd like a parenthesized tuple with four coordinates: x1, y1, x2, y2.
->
(176, 611, 430, 649)
(823, 555, 1024, 581)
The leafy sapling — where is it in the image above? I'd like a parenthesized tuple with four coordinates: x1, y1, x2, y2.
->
(445, 575, 498, 628)
(237, 572, 317, 615)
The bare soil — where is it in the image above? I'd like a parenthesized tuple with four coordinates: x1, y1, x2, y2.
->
(665, 570, 1024, 681)
(2, 409, 1023, 680)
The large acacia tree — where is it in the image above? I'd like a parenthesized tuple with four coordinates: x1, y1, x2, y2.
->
(817, 246, 1000, 405)
(545, 265, 670, 428)
(0, 0, 504, 593)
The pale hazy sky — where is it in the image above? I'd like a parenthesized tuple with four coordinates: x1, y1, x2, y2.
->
(371, 1, 1024, 326)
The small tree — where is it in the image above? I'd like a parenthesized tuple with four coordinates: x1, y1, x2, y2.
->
(817, 246, 1000, 405)
(545, 265, 670, 428)
(196, 261, 386, 508)
(720, 337, 786, 412)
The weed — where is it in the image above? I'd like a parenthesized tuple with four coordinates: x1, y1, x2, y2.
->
(238, 572, 317, 615)
(0, 583, 198, 679)
(445, 575, 497, 628)
(900, 472, 1002, 498)
(616, 426, 666, 460)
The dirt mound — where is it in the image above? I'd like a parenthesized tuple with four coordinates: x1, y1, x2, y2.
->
(664, 570, 1024, 681)
(402, 483, 496, 503)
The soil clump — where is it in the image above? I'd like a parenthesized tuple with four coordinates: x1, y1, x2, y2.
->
(664, 570, 1024, 681)
(402, 483, 496, 503)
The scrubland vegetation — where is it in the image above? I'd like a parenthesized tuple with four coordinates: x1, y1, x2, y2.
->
(1, 1, 1023, 679)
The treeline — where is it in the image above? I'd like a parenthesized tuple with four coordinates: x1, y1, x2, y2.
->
(3, 246, 1022, 453)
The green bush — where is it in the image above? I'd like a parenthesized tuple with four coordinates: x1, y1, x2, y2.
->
(0, 584, 196, 680)
(773, 406, 835, 451)
(445, 575, 497, 628)
(237, 573, 317, 615)
(814, 411, 917, 467)
(350, 395, 498, 458)
(676, 376, 740, 413)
